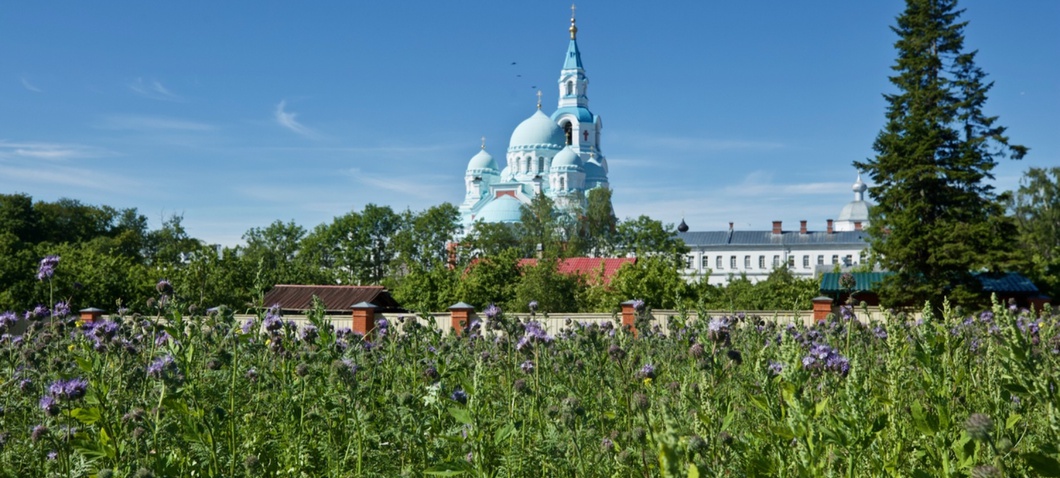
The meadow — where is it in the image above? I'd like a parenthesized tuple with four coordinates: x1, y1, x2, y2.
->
(2, 282, 1058, 477)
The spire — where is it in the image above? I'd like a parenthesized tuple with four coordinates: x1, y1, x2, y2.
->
(853, 172, 867, 201)
(536, 90, 542, 110)
(569, 4, 577, 40)
(481, 136, 486, 150)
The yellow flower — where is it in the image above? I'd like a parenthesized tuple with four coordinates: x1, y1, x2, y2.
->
(643, 377, 653, 386)
(68, 344, 75, 352)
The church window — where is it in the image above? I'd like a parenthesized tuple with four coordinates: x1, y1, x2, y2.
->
(803, 255, 810, 269)
(701, 255, 709, 269)
(730, 256, 737, 269)
(716, 256, 723, 270)
(832, 255, 839, 265)
(566, 80, 573, 96)
(788, 255, 795, 268)
(563, 122, 573, 145)
(844, 255, 853, 266)
(817, 255, 824, 265)
(685, 255, 693, 269)
(759, 256, 765, 269)
(744, 256, 751, 269)
(538, 157, 544, 172)
(773, 255, 780, 268)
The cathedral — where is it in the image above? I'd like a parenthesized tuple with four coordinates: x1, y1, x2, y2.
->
(459, 10, 608, 231)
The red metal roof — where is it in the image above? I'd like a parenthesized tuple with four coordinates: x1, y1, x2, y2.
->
(262, 285, 403, 313)
(517, 257, 636, 284)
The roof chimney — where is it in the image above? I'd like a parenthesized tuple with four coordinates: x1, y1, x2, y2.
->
(772, 221, 782, 235)
(854, 221, 863, 231)
(826, 219, 834, 234)
(728, 222, 734, 231)
(799, 220, 807, 234)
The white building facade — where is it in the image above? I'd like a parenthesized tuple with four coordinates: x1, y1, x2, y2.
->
(678, 175, 872, 285)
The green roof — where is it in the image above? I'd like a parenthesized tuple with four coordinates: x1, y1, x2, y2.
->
(820, 272, 1039, 294)
(819, 272, 888, 293)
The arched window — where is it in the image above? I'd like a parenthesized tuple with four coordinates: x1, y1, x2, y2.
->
(559, 177, 566, 190)
(538, 157, 544, 172)
(566, 80, 573, 96)
(563, 122, 573, 145)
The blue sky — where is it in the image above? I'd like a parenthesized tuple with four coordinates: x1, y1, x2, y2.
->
(4, 1, 1057, 246)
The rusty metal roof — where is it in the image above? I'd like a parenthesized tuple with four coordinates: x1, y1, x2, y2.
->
(262, 285, 403, 313)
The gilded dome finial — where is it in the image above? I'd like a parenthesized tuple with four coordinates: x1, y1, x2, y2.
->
(536, 90, 542, 110)
(569, 4, 578, 40)
(481, 136, 486, 150)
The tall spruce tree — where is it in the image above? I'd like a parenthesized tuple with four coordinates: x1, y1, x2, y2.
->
(855, 0, 1026, 311)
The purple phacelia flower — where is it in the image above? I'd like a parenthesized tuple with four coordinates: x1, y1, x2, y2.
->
(450, 387, 468, 405)
(520, 360, 534, 373)
(156, 279, 173, 295)
(528, 300, 539, 312)
(768, 361, 784, 376)
(37, 255, 60, 281)
(483, 304, 501, 320)
(147, 355, 179, 381)
(241, 318, 257, 334)
(299, 324, 318, 343)
(637, 363, 656, 380)
(39, 395, 59, 416)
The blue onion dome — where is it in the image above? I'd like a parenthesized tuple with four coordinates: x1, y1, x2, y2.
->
(677, 219, 689, 233)
(467, 149, 498, 172)
(509, 110, 565, 152)
(550, 146, 582, 171)
(476, 195, 524, 223)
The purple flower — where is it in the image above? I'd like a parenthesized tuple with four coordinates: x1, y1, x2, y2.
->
(872, 326, 888, 340)
(450, 387, 468, 405)
(37, 255, 60, 281)
(156, 279, 174, 295)
(637, 363, 656, 380)
(520, 360, 534, 373)
(300, 324, 318, 343)
(51, 301, 71, 318)
(263, 310, 283, 333)
(0, 311, 18, 332)
(39, 395, 59, 416)
(528, 301, 539, 312)
(631, 299, 645, 312)
(483, 304, 501, 320)
(241, 318, 257, 335)
(154, 331, 173, 347)
(47, 451, 57, 460)
(768, 361, 784, 376)
(30, 425, 48, 442)
(147, 355, 179, 381)
(25, 305, 49, 321)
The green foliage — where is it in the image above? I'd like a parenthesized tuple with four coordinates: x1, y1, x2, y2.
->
(1008, 167, 1060, 300)
(854, 0, 1026, 312)
(454, 248, 521, 309)
(387, 264, 459, 314)
(607, 255, 692, 310)
(3, 287, 1059, 476)
(508, 258, 581, 314)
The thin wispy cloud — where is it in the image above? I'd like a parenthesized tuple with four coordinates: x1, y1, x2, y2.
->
(616, 133, 786, 152)
(129, 78, 181, 101)
(95, 115, 216, 132)
(0, 140, 106, 160)
(345, 168, 456, 200)
(20, 77, 42, 93)
(0, 164, 138, 191)
(274, 100, 318, 139)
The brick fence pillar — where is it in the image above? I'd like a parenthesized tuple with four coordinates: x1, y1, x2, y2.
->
(351, 302, 377, 336)
(79, 307, 105, 324)
(812, 296, 834, 322)
(620, 300, 639, 337)
(1029, 294, 1052, 316)
(448, 302, 475, 336)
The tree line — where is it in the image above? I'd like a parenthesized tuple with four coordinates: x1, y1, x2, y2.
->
(0, 188, 827, 315)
